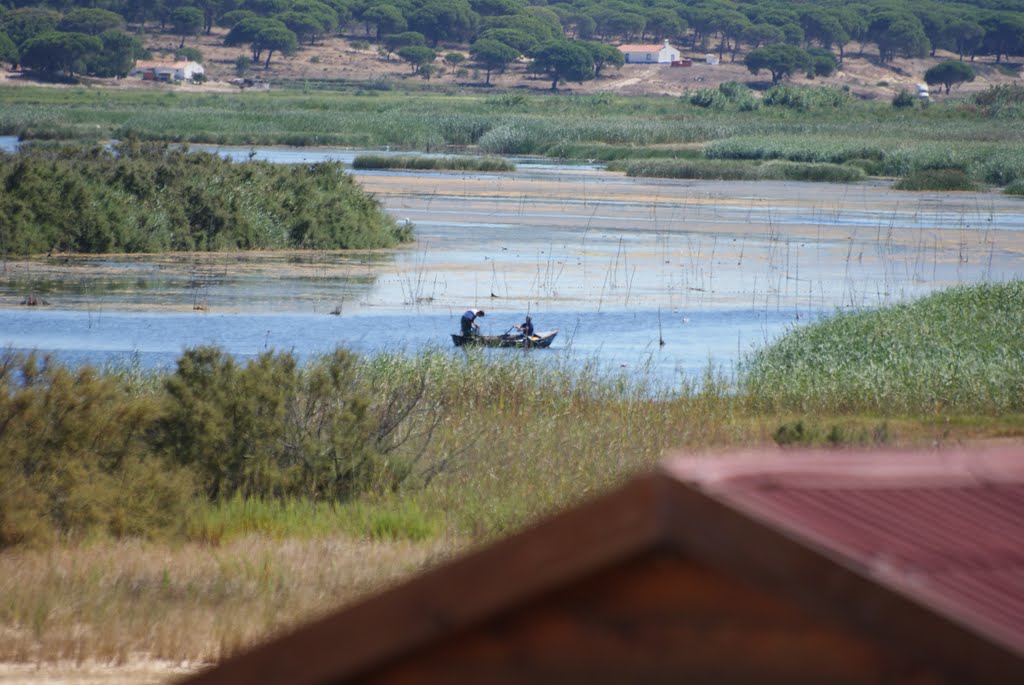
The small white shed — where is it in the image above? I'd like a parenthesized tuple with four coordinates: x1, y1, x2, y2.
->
(130, 60, 205, 82)
(618, 40, 681, 64)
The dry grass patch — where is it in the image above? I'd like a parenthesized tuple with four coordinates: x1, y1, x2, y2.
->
(0, 535, 462, 667)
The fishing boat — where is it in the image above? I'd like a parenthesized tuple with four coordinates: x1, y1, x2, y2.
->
(451, 329, 558, 349)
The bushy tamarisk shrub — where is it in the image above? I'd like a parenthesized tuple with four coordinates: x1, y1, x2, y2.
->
(160, 348, 362, 501)
(0, 352, 195, 547)
(157, 346, 442, 502)
(0, 141, 408, 254)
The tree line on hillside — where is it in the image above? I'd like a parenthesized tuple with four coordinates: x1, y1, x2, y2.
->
(1, 0, 1022, 88)
(0, 141, 410, 255)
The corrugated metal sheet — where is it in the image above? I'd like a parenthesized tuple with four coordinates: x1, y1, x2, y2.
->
(687, 452, 1024, 656)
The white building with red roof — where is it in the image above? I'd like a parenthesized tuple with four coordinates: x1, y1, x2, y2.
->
(618, 39, 681, 64)
(129, 60, 204, 82)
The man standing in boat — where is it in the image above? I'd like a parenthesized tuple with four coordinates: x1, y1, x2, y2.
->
(461, 309, 485, 337)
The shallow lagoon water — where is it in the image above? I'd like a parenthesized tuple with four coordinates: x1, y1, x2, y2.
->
(3, 140, 1024, 389)
(0, 306, 799, 386)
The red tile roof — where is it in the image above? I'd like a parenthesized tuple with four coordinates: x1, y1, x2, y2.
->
(664, 449, 1024, 658)
(132, 60, 190, 69)
(617, 44, 665, 53)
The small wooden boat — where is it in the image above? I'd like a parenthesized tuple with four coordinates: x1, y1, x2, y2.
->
(451, 329, 558, 349)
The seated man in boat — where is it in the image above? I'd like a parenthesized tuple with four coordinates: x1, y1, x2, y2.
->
(461, 309, 485, 337)
(515, 315, 534, 338)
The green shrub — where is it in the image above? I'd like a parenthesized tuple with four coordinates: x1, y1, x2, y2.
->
(158, 347, 396, 502)
(1005, 180, 1024, 196)
(477, 123, 539, 154)
(894, 168, 976, 191)
(807, 48, 838, 77)
(973, 83, 1024, 107)
(717, 81, 746, 99)
(892, 89, 917, 109)
(773, 420, 889, 447)
(176, 47, 202, 63)
(689, 88, 726, 109)
(687, 82, 758, 111)
(0, 352, 196, 547)
(0, 142, 408, 254)
(773, 420, 812, 446)
(763, 85, 849, 110)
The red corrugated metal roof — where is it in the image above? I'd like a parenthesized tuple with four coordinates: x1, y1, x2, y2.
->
(664, 449, 1024, 657)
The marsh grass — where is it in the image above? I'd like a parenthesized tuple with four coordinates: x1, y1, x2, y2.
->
(703, 136, 1024, 186)
(351, 154, 514, 171)
(3, 87, 1022, 188)
(545, 142, 701, 162)
(186, 495, 442, 543)
(742, 281, 1024, 414)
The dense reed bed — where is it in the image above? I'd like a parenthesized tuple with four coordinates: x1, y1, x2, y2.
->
(742, 282, 1024, 414)
(351, 154, 514, 171)
(705, 136, 1024, 186)
(612, 157, 865, 183)
(1, 282, 1022, 667)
